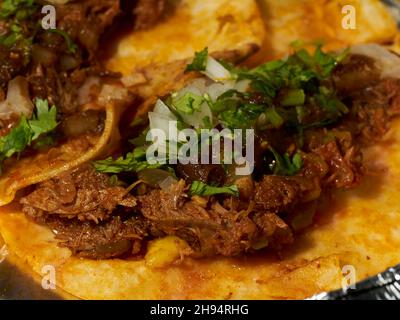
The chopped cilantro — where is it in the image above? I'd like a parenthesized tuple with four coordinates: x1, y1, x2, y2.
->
(185, 47, 208, 72)
(0, 99, 58, 168)
(49, 29, 78, 54)
(202, 116, 212, 129)
(0, 0, 36, 19)
(270, 149, 303, 176)
(189, 181, 239, 197)
(281, 89, 305, 107)
(312, 86, 349, 118)
(172, 92, 204, 115)
(219, 103, 264, 129)
(29, 99, 58, 140)
(93, 147, 164, 174)
(264, 107, 284, 128)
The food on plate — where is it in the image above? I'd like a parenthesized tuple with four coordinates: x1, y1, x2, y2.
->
(17, 43, 400, 259)
(1, 0, 400, 300)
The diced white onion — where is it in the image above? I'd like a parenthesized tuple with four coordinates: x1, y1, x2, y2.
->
(0, 76, 34, 120)
(234, 79, 251, 92)
(148, 112, 178, 142)
(153, 99, 176, 118)
(350, 44, 400, 79)
(170, 79, 213, 128)
(203, 56, 232, 82)
(77, 76, 100, 106)
(98, 84, 130, 106)
(206, 81, 236, 101)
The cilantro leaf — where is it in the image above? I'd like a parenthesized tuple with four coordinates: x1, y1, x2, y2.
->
(185, 47, 208, 72)
(172, 92, 204, 115)
(263, 107, 284, 128)
(219, 103, 264, 129)
(49, 29, 78, 54)
(92, 148, 164, 174)
(0, 98, 58, 167)
(29, 99, 58, 140)
(270, 148, 303, 176)
(189, 181, 239, 197)
(0, 116, 31, 158)
(0, 0, 35, 19)
(312, 86, 349, 120)
(281, 89, 305, 107)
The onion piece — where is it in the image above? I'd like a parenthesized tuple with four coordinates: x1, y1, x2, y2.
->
(203, 56, 232, 82)
(98, 84, 130, 106)
(148, 111, 177, 142)
(206, 81, 236, 101)
(0, 76, 34, 120)
(350, 44, 400, 79)
(153, 99, 176, 118)
(171, 79, 214, 128)
(234, 79, 251, 92)
(77, 77, 100, 106)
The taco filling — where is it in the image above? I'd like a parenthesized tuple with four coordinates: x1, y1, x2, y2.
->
(15, 41, 400, 260)
(0, 0, 177, 165)
(0, 0, 180, 206)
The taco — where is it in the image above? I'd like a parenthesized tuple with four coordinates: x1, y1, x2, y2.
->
(1, 0, 400, 300)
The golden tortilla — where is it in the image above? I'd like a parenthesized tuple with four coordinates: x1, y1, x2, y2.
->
(105, 0, 266, 74)
(0, 0, 399, 300)
(0, 103, 119, 206)
(248, 0, 398, 64)
(0, 117, 400, 299)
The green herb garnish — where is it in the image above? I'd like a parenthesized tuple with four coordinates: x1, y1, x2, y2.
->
(270, 149, 303, 176)
(172, 92, 204, 115)
(0, 99, 58, 169)
(93, 148, 164, 174)
(185, 47, 208, 72)
(189, 181, 239, 197)
(49, 29, 78, 54)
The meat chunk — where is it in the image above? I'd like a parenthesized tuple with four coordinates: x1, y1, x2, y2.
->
(304, 130, 363, 189)
(55, 0, 120, 56)
(254, 176, 301, 213)
(139, 180, 293, 257)
(38, 215, 149, 259)
(333, 54, 380, 94)
(343, 78, 400, 144)
(21, 165, 136, 223)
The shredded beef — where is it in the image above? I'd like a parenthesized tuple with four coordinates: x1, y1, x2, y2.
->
(19, 53, 400, 260)
(21, 165, 136, 223)
(38, 215, 149, 259)
(54, 0, 120, 56)
(139, 180, 293, 257)
(339, 78, 400, 144)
